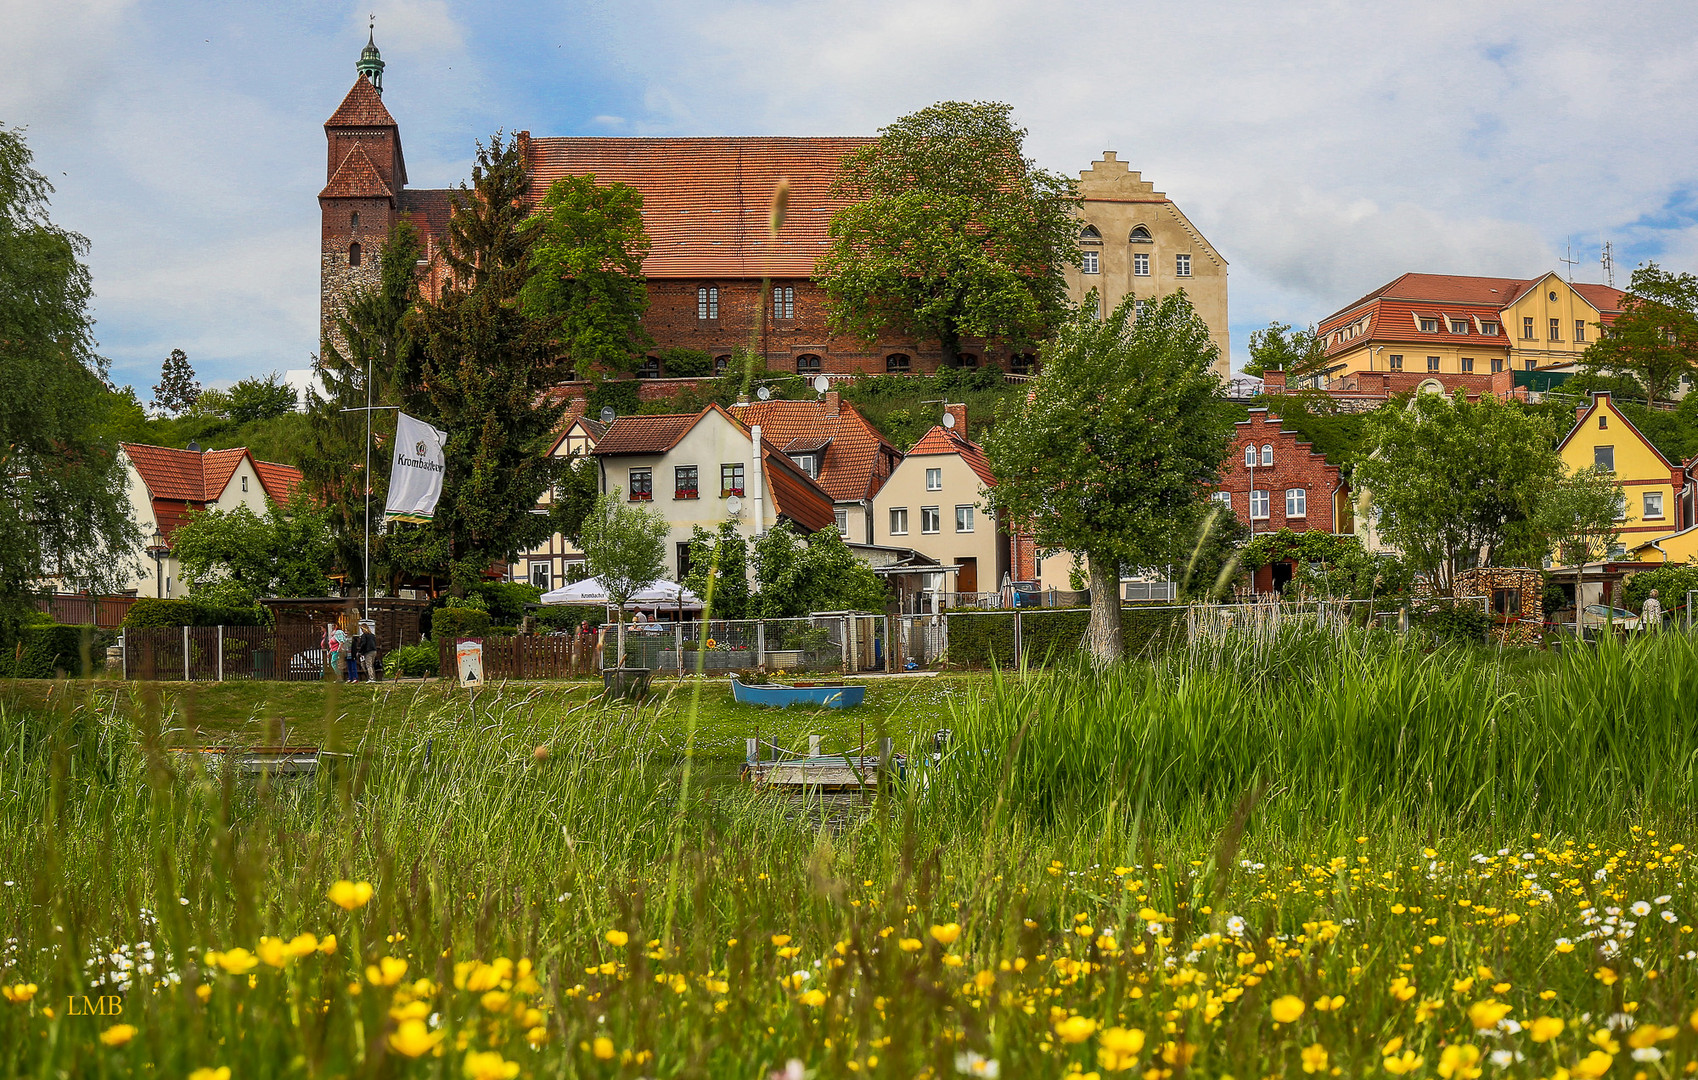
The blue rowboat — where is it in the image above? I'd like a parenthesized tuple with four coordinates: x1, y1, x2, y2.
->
(730, 678, 866, 709)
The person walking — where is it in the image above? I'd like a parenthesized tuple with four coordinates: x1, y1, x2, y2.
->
(1642, 588, 1664, 632)
(357, 619, 380, 682)
(340, 613, 361, 682)
(326, 620, 349, 681)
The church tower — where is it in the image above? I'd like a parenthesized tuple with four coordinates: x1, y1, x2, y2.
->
(319, 31, 406, 357)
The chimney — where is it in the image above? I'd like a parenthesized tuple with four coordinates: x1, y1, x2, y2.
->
(944, 404, 968, 438)
(823, 390, 840, 417)
(1262, 369, 1286, 393)
(1575, 404, 1588, 423)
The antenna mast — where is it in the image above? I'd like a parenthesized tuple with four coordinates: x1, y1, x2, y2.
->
(1559, 238, 1579, 283)
(1601, 241, 1615, 288)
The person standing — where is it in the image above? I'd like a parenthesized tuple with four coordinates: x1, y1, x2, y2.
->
(1642, 588, 1664, 632)
(357, 619, 380, 682)
(326, 620, 349, 680)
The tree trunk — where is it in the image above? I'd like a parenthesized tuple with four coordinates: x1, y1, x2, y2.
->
(1085, 553, 1122, 667)
(615, 608, 626, 670)
(939, 321, 960, 368)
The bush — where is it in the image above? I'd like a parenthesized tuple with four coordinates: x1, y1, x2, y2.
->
(121, 598, 267, 629)
(534, 607, 601, 633)
(433, 607, 492, 640)
(946, 607, 1185, 668)
(657, 347, 713, 378)
(383, 639, 440, 678)
(587, 380, 641, 421)
(1415, 601, 1490, 646)
(475, 581, 543, 626)
(4, 623, 100, 678)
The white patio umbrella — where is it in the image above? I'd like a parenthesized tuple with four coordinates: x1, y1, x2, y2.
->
(541, 576, 703, 609)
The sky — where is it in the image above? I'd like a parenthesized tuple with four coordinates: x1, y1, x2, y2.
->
(6, 0, 1698, 393)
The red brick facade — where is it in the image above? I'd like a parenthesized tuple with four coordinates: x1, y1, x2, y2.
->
(1218, 410, 1348, 535)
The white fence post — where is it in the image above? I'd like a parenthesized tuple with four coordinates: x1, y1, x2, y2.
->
(217, 625, 224, 682)
(756, 621, 766, 667)
(182, 625, 190, 681)
(841, 616, 851, 674)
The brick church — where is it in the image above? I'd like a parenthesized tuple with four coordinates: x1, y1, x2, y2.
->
(319, 36, 1016, 378)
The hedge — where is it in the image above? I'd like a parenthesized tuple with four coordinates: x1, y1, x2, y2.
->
(946, 607, 1185, 667)
(433, 607, 492, 639)
(121, 598, 268, 629)
(4, 623, 99, 678)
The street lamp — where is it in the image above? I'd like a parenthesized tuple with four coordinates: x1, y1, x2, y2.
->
(146, 528, 170, 598)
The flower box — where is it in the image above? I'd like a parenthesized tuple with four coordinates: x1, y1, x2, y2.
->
(674, 490, 699, 500)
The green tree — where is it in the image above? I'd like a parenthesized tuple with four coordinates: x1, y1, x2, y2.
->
(1175, 504, 1250, 602)
(1354, 393, 1562, 595)
(227, 372, 297, 424)
(1244, 322, 1335, 384)
(750, 522, 888, 617)
(578, 490, 667, 669)
(398, 134, 577, 594)
(1580, 262, 1698, 405)
(519, 174, 653, 379)
(816, 101, 1078, 367)
(681, 521, 751, 619)
(0, 125, 138, 638)
(152, 347, 200, 414)
(985, 292, 1234, 663)
(1624, 563, 1698, 621)
(1537, 463, 1625, 607)
(169, 488, 336, 607)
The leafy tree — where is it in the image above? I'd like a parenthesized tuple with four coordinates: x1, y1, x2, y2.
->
(1580, 262, 1698, 405)
(519, 174, 652, 379)
(1238, 528, 1413, 601)
(1624, 563, 1698, 620)
(228, 372, 297, 424)
(306, 218, 423, 593)
(1354, 392, 1562, 595)
(1537, 463, 1624, 608)
(656, 347, 713, 378)
(1244, 322, 1335, 384)
(1175, 504, 1250, 602)
(152, 348, 200, 415)
(578, 490, 667, 668)
(681, 521, 751, 619)
(550, 455, 602, 548)
(0, 125, 138, 639)
(985, 292, 1234, 663)
(816, 101, 1078, 367)
(169, 489, 336, 607)
(397, 134, 577, 595)
(750, 522, 888, 617)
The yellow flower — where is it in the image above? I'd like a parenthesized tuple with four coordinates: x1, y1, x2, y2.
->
(930, 923, 961, 945)
(1097, 1026, 1145, 1072)
(257, 937, 289, 968)
(1270, 995, 1306, 1024)
(1451, 976, 1474, 993)
(1383, 1050, 1424, 1075)
(1428, 935, 1447, 946)
(1054, 1015, 1098, 1043)
(318, 934, 337, 955)
(195, 984, 212, 1003)
(366, 956, 408, 987)
(1301, 1043, 1329, 1074)
(1388, 977, 1417, 1002)
(462, 1049, 520, 1080)
(605, 930, 629, 947)
(285, 933, 320, 958)
(1468, 999, 1511, 1031)
(480, 991, 510, 1012)
(188, 1069, 231, 1080)
(1588, 1030, 1620, 1055)
(390, 1019, 443, 1058)
(1313, 995, 1345, 1011)
(898, 938, 922, 952)
(1074, 924, 1094, 938)
(98, 1024, 137, 1047)
(1437, 1043, 1481, 1079)
(799, 989, 826, 1007)
(328, 880, 374, 911)
(1594, 966, 1618, 986)
(1626, 1024, 1676, 1049)
(217, 948, 258, 975)
(1570, 1051, 1613, 1079)
(2, 983, 37, 1004)
(1556, 940, 1576, 953)
(527, 1025, 548, 1046)
(1529, 1016, 1565, 1042)
(592, 1036, 615, 1060)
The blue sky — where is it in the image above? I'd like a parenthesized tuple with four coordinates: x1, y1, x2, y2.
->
(7, 0, 1698, 393)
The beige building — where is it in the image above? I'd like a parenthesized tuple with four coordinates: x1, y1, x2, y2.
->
(510, 413, 606, 592)
(871, 409, 1008, 597)
(1064, 152, 1230, 379)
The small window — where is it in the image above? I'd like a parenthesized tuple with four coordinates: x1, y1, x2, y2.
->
(348, 241, 362, 267)
(1491, 358, 1504, 373)
(1481, 322, 1500, 336)
(1243, 445, 1256, 468)
(1213, 491, 1231, 510)
(1549, 290, 1559, 302)
(885, 353, 911, 373)
(674, 465, 698, 499)
(1449, 319, 1469, 334)
(1286, 488, 1307, 518)
(241, 475, 248, 492)
(1133, 299, 1147, 320)
(1009, 353, 1034, 375)
(1461, 357, 1474, 373)
(350, 211, 360, 229)
(1420, 318, 1439, 333)
(1250, 490, 1269, 520)
(629, 468, 653, 500)
(921, 506, 941, 534)
(958, 353, 980, 369)
(926, 467, 942, 491)
(1598, 414, 1608, 430)
(1082, 250, 1099, 275)
(530, 562, 550, 590)
(773, 286, 794, 320)
(1133, 252, 1150, 276)
(789, 453, 818, 478)
(1525, 358, 1536, 371)
(1490, 588, 1521, 617)
(1129, 225, 1152, 242)
(1426, 356, 1440, 372)
(1176, 254, 1191, 277)
(714, 354, 731, 374)
(1549, 318, 1561, 341)
(796, 354, 822, 375)
(1523, 317, 1535, 339)
(1260, 444, 1273, 467)
(1594, 446, 1615, 473)
(955, 505, 974, 532)
(1079, 224, 1101, 240)
(889, 507, 909, 535)
(697, 286, 719, 320)
(636, 356, 661, 379)
(1388, 354, 1404, 370)
(1644, 491, 1665, 519)
(1575, 320, 1586, 342)
(834, 509, 848, 535)
(721, 463, 745, 497)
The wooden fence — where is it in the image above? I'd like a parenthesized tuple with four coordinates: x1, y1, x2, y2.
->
(435, 635, 600, 680)
(34, 594, 137, 628)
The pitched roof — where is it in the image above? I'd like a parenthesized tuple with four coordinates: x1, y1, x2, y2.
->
(728, 394, 898, 502)
(524, 137, 874, 278)
(320, 143, 393, 200)
(397, 188, 453, 239)
(590, 412, 701, 456)
(1325, 273, 1631, 339)
(906, 425, 997, 487)
(325, 75, 396, 128)
(763, 449, 837, 532)
(1573, 282, 1628, 314)
(1558, 393, 1680, 471)
(253, 460, 303, 504)
(123, 443, 253, 502)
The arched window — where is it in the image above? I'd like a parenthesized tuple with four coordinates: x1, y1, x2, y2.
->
(773, 286, 794, 320)
(636, 356, 661, 379)
(1243, 446, 1256, 468)
(714, 354, 732, 374)
(348, 242, 362, 267)
(697, 286, 718, 320)
(958, 353, 980, 369)
(1079, 224, 1101, 240)
(1260, 444, 1273, 467)
(1009, 353, 1035, 375)
(885, 353, 911, 373)
(350, 211, 361, 230)
(1129, 225, 1152, 243)
(796, 354, 823, 375)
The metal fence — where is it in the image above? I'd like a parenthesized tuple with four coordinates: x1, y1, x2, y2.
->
(123, 625, 336, 682)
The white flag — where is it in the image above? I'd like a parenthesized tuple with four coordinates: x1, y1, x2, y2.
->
(384, 413, 448, 523)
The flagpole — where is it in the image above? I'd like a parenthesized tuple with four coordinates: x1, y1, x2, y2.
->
(364, 350, 373, 620)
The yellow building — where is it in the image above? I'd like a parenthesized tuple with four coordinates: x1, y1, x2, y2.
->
(1557, 393, 1685, 561)
(1315, 273, 1624, 384)
(1063, 153, 1230, 379)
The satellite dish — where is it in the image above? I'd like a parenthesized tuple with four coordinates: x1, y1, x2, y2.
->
(599, 407, 615, 424)
(725, 495, 743, 516)
(756, 386, 771, 401)
(941, 411, 956, 429)
(812, 374, 829, 394)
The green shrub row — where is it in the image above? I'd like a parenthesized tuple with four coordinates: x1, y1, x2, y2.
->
(121, 598, 268, 629)
(3, 623, 102, 678)
(383, 640, 441, 678)
(946, 607, 1185, 667)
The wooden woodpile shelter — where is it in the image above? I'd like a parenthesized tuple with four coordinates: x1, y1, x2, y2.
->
(1455, 567, 1544, 644)
(260, 597, 429, 654)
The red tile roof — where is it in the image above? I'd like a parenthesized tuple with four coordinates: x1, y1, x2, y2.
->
(590, 412, 701, 456)
(729, 393, 899, 502)
(1319, 272, 1631, 357)
(325, 76, 396, 128)
(123, 443, 283, 541)
(321, 143, 393, 199)
(523, 137, 874, 278)
(1573, 282, 1628, 315)
(906, 425, 997, 487)
(397, 188, 453, 241)
(763, 449, 837, 532)
(253, 460, 303, 504)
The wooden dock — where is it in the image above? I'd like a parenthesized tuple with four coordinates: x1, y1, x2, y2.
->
(741, 734, 902, 793)
(167, 746, 347, 777)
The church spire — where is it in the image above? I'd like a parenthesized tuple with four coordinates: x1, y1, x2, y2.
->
(356, 19, 385, 94)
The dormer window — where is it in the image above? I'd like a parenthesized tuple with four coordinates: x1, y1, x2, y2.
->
(1129, 225, 1152, 243)
(1480, 321, 1500, 335)
(789, 453, 819, 478)
(348, 242, 362, 267)
(1449, 319, 1469, 334)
